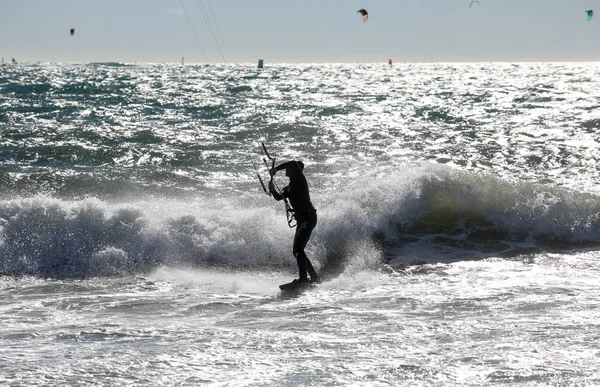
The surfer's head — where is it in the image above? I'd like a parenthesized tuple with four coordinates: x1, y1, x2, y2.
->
(285, 161, 304, 177)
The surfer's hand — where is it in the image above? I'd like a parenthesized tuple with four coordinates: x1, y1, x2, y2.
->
(269, 168, 277, 177)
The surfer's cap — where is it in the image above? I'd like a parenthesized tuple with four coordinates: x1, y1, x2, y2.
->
(296, 161, 304, 171)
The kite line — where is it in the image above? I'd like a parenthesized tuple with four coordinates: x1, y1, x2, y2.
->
(180, 0, 209, 62)
(194, 0, 229, 63)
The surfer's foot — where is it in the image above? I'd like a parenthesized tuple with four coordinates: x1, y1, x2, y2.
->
(294, 278, 310, 284)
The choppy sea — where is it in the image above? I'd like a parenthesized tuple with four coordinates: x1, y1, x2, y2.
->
(1, 62, 600, 386)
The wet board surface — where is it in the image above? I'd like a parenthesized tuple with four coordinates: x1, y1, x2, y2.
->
(279, 281, 316, 291)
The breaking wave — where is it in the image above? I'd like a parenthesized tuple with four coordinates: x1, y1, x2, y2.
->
(2, 165, 600, 278)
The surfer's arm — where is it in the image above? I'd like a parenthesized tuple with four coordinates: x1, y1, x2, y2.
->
(269, 180, 286, 201)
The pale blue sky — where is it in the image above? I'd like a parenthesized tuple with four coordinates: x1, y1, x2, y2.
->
(1, 0, 598, 63)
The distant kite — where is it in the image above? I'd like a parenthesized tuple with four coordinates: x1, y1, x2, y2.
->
(70, 28, 75, 36)
(586, 10, 593, 21)
(357, 9, 368, 22)
(469, 0, 479, 9)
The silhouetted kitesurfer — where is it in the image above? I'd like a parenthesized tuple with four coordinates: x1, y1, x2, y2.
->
(269, 161, 321, 285)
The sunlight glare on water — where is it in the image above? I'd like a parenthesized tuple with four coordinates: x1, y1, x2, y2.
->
(1, 62, 600, 385)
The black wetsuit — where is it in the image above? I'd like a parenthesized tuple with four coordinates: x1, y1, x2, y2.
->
(271, 161, 319, 283)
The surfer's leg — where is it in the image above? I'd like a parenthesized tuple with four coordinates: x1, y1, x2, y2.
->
(293, 212, 319, 282)
(305, 258, 319, 283)
(293, 227, 311, 281)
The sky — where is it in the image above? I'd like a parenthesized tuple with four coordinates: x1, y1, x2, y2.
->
(1, 0, 599, 63)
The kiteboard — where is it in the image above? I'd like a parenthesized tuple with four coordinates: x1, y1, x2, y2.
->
(279, 280, 316, 292)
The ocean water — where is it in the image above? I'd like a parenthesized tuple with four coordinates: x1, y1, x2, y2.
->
(1, 62, 600, 386)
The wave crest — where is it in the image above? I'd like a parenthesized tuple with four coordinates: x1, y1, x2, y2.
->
(2, 166, 600, 277)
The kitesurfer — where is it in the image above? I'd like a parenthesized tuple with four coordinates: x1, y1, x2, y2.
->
(269, 161, 321, 284)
